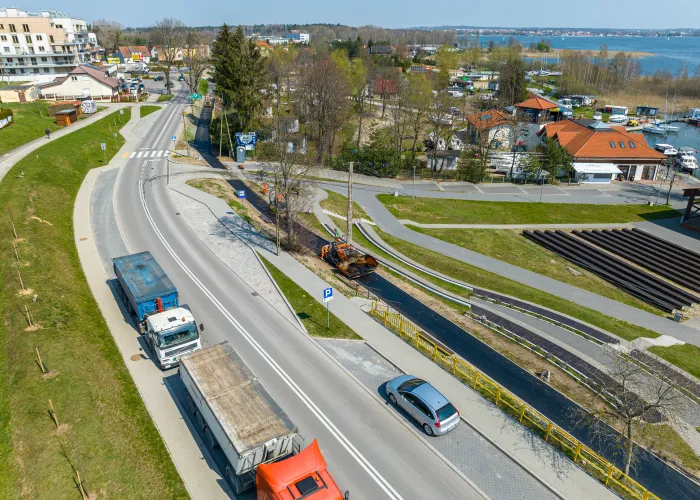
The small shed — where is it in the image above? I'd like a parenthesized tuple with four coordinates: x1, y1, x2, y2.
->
(636, 106, 659, 117)
(55, 109, 78, 126)
(0, 83, 39, 103)
(572, 163, 622, 184)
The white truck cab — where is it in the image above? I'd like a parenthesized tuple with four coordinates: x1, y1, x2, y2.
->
(146, 307, 201, 370)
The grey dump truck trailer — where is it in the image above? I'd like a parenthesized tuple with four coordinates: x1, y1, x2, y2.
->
(179, 342, 298, 494)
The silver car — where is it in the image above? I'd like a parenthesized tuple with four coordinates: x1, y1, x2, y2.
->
(386, 375, 460, 436)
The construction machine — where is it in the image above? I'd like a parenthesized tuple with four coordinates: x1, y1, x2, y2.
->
(320, 239, 378, 279)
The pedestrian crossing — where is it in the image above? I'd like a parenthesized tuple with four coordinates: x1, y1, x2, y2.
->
(129, 150, 171, 159)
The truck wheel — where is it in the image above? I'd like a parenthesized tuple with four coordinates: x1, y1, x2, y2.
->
(388, 393, 397, 405)
(186, 394, 196, 415)
(204, 426, 218, 449)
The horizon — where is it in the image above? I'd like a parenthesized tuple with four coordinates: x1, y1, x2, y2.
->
(5, 1, 700, 31)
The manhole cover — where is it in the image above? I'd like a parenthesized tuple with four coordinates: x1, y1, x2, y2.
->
(130, 354, 142, 361)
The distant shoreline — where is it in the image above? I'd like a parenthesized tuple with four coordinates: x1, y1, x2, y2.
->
(520, 48, 654, 58)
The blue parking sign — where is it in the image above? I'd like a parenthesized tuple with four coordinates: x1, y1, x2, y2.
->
(323, 288, 333, 303)
(238, 190, 246, 199)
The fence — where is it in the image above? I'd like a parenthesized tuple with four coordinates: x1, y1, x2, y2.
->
(369, 301, 661, 500)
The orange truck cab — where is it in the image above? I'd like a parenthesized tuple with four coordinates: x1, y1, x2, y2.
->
(256, 440, 347, 500)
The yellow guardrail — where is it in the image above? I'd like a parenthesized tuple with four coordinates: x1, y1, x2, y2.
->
(370, 301, 661, 500)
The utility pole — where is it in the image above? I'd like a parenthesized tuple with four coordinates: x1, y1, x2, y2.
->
(183, 109, 189, 157)
(219, 100, 224, 158)
(346, 161, 353, 244)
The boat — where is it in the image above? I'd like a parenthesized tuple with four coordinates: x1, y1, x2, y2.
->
(678, 146, 699, 155)
(659, 123, 680, 132)
(643, 124, 667, 134)
(608, 115, 627, 124)
(677, 154, 698, 172)
(655, 144, 678, 156)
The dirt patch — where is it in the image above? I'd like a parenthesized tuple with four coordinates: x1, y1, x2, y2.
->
(24, 324, 41, 332)
(54, 423, 70, 436)
(18, 288, 34, 296)
(30, 216, 52, 226)
(41, 370, 59, 380)
(130, 354, 142, 362)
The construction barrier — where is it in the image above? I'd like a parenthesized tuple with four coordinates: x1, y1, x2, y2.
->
(369, 301, 660, 500)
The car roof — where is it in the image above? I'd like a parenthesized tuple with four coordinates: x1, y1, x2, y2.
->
(412, 383, 450, 410)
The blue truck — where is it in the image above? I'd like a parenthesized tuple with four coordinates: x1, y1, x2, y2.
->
(113, 251, 201, 369)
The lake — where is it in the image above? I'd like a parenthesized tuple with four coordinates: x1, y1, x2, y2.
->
(476, 35, 700, 76)
(642, 122, 700, 155)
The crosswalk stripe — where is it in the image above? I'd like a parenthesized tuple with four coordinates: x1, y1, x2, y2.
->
(164, 150, 171, 157)
(129, 152, 136, 159)
(137, 151, 144, 158)
(149, 151, 156, 158)
(156, 150, 163, 157)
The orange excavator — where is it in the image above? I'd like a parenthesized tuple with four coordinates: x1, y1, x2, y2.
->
(320, 239, 378, 279)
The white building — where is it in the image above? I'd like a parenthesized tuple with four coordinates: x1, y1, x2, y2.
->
(40, 64, 119, 101)
(0, 8, 98, 83)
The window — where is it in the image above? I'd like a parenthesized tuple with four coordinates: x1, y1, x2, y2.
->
(36, 35, 42, 41)
(619, 142, 626, 148)
(49, 35, 54, 43)
(593, 173, 613, 179)
(22, 24, 30, 33)
(3, 48, 9, 53)
(609, 142, 616, 148)
(55, 24, 62, 29)
(11, 35, 19, 44)
(38, 46, 45, 52)
(6, 57, 11, 62)
(41, 57, 47, 62)
(0, 35, 6, 41)
(0, 24, 4, 29)
(25, 36, 31, 43)
(629, 142, 636, 148)
(71, 76, 78, 81)
(32, 68, 39, 74)
(43, 68, 50, 73)
(9, 24, 16, 33)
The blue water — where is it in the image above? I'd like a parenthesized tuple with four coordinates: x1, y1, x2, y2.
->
(642, 122, 700, 153)
(476, 36, 700, 76)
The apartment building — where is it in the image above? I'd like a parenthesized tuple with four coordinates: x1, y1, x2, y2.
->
(0, 7, 99, 83)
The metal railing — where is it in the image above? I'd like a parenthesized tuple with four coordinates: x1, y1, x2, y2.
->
(369, 301, 661, 500)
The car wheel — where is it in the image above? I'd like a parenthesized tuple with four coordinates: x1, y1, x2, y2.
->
(388, 393, 398, 405)
(423, 423, 434, 436)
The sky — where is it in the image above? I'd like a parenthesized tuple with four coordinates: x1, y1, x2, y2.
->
(13, 0, 700, 30)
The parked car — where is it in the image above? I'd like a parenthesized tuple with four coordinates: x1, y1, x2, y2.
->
(593, 112, 603, 121)
(168, 81, 174, 88)
(154, 75, 164, 81)
(177, 74, 184, 81)
(138, 83, 145, 90)
(385, 375, 460, 436)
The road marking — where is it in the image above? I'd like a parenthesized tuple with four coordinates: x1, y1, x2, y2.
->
(137, 151, 144, 158)
(150, 151, 158, 158)
(152, 107, 178, 149)
(129, 152, 136, 159)
(156, 150, 163, 157)
(138, 181, 403, 500)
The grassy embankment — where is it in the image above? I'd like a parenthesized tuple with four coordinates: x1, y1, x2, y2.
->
(140, 105, 161, 118)
(260, 256, 360, 340)
(649, 344, 700, 383)
(157, 93, 174, 102)
(0, 101, 60, 155)
(0, 109, 187, 498)
(320, 189, 372, 222)
(186, 178, 253, 225)
(411, 227, 661, 315)
(377, 196, 681, 225)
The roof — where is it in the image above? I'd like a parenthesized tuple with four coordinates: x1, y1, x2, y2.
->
(119, 45, 151, 58)
(55, 109, 77, 115)
(466, 109, 511, 130)
(181, 342, 296, 454)
(573, 163, 623, 174)
(41, 64, 119, 90)
(147, 307, 195, 333)
(0, 83, 36, 91)
(256, 439, 342, 499)
(541, 119, 667, 161)
(515, 96, 558, 110)
(412, 382, 449, 410)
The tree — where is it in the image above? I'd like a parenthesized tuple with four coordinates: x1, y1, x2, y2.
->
(456, 150, 487, 183)
(92, 19, 123, 54)
(540, 138, 573, 179)
(349, 57, 369, 147)
(435, 45, 460, 89)
(496, 54, 526, 107)
(182, 30, 210, 95)
(577, 349, 682, 476)
(406, 74, 433, 159)
(151, 18, 185, 95)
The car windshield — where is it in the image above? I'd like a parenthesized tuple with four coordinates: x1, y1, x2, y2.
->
(398, 378, 426, 392)
(436, 403, 457, 421)
(157, 324, 198, 348)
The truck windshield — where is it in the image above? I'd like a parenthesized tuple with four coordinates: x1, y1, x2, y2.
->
(157, 324, 198, 348)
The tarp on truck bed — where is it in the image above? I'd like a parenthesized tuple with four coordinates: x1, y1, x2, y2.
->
(113, 251, 177, 302)
(181, 342, 296, 454)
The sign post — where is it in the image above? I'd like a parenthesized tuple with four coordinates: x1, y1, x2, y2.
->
(113, 131, 118, 150)
(100, 142, 107, 163)
(323, 288, 333, 329)
(168, 135, 176, 184)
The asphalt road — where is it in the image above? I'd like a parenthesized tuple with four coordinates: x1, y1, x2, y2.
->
(108, 84, 482, 499)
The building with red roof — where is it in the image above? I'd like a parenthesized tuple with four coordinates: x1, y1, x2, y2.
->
(515, 94, 559, 124)
(540, 119, 667, 182)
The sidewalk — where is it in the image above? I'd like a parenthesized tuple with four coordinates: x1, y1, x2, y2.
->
(398, 220, 635, 230)
(73, 103, 230, 500)
(181, 176, 616, 500)
(0, 103, 123, 184)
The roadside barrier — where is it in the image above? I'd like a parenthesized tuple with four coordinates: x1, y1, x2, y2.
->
(369, 301, 661, 500)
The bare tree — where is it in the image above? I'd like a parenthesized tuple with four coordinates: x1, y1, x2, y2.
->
(577, 349, 682, 476)
(92, 19, 124, 54)
(151, 18, 185, 95)
(182, 30, 210, 94)
(406, 73, 433, 159)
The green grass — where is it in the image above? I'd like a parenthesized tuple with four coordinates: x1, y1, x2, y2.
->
(410, 227, 661, 315)
(649, 344, 700, 380)
(321, 190, 372, 222)
(259, 255, 361, 340)
(0, 101, 61, 156)
(0, 109, 187, 499)
(637, 423, 700, 472)
(373, 228, 659, 342)
(157, 94, 174, 102)
(198, 78, 208, 96)
(140, 105, 161, 118)
(377, 195, 681, 225)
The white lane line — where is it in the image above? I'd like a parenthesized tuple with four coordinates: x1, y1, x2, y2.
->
(156, 150, 163, 157)
(137, 151, 144, 158)
(129, 152, 136, 159)
(151, 107, 178, 149)
(138, 181, 403, 500)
